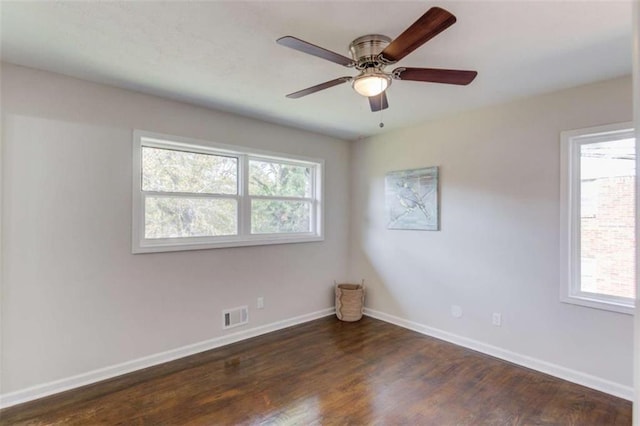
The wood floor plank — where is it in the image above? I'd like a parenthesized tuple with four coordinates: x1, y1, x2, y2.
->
(0, 316, 631, 425)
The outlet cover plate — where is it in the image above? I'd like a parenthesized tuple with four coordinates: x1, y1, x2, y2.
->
(492, 312, 502, 326)
(451, 305, 463, 318)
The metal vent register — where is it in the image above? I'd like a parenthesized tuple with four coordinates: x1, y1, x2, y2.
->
(222, 306, 248, 329)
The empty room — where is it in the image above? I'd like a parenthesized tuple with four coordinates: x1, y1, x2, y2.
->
(1, 1, 638, 424)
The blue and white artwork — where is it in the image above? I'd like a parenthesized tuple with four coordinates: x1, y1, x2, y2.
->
(385, 166, 439, 231)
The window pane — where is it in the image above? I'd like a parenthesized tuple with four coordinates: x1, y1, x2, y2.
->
(145, 197, 237, 239)
(249, 160, 311, 197)
(142, 147, 237, 194)
(251, 200, 311, 234)
(580, 138, 636, 298)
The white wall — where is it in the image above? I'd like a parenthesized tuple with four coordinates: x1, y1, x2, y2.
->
(633, 0, 640, 421)
(0, 63, 350, 396)
(349, 76, 634, 394)
(1, 60, 634, 404)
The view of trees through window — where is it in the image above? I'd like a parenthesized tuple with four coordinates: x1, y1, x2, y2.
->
(249, 160, 312, 234)
(145, 197, 237, 238)
(141, 146, 314, 239)
(142, 147, 237, 194)
(579, 137, 636, 299)
(142, 147, 238, 239)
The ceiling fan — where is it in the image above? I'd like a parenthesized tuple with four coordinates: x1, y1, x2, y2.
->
(276, 6, 477, 112)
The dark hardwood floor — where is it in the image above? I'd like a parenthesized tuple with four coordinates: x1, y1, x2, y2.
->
(0, 316, 631, 425)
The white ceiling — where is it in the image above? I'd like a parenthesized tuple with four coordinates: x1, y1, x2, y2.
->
(0, 1, 633, 140)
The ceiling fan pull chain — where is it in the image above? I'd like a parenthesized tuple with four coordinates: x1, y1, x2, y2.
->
(379, 82, 385, 128)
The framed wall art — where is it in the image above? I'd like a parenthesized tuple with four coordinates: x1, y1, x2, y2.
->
(385, 166, 439, 231)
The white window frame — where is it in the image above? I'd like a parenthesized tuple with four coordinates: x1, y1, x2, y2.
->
(132, 130, 324, 253)
(560, 122, 636, 315)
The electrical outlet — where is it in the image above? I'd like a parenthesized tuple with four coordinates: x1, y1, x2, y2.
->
(257, 297, 264, 309)
(451, 305, 463, 318)
(492, 312, 502, 326)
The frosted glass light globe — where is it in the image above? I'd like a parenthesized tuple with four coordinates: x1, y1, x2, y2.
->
(352, 74, 390, 97)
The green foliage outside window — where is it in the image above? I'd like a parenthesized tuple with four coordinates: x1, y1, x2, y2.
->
(142, 147, 237, 238)
(141, 148, 314, 238)
(142, 147, 237, 194)
(249, 160, 312, 234)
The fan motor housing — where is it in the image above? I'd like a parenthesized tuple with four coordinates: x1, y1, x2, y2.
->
(349, 34, 391, 70)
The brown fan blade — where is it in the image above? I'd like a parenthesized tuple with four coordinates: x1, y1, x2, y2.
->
(277, 36, 355, 67)
(286, 77, 352, 99)
(369, 92, 389, 112)
(380, 7, 456, 63)
(393, 67, 477, 85)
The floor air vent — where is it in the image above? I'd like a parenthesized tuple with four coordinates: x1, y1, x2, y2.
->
(223, 306, 248, 329)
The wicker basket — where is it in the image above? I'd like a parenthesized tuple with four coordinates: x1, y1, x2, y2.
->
(335, 281, 365, 322)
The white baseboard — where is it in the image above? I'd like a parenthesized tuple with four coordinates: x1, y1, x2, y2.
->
(3, 307, 631, 409)
(0, 308, 335, 409)
(364, 308, 633, 401)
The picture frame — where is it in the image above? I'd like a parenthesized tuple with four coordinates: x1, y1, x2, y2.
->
(385, 166, 439, 231)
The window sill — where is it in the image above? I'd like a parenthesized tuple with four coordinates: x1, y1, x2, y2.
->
(561, 294, 635, 315)
(133, 234, 324, 254)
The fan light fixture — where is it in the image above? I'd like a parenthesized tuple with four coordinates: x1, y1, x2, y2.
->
(352, 70, 391, 97)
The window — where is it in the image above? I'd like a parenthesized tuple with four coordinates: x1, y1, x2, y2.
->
(560, 122, 636, 314)
(132, 131, 323, 253)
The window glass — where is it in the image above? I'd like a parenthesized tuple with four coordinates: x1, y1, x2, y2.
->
(142, 147, 237, 194)
(560, 123, 636, 314)
(145, 197, 237, 238)
(579, 138, 636, 299)
(251, 200, 311, 234)
(249, 160, 311, 197)
(133, 132, 324, 252)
